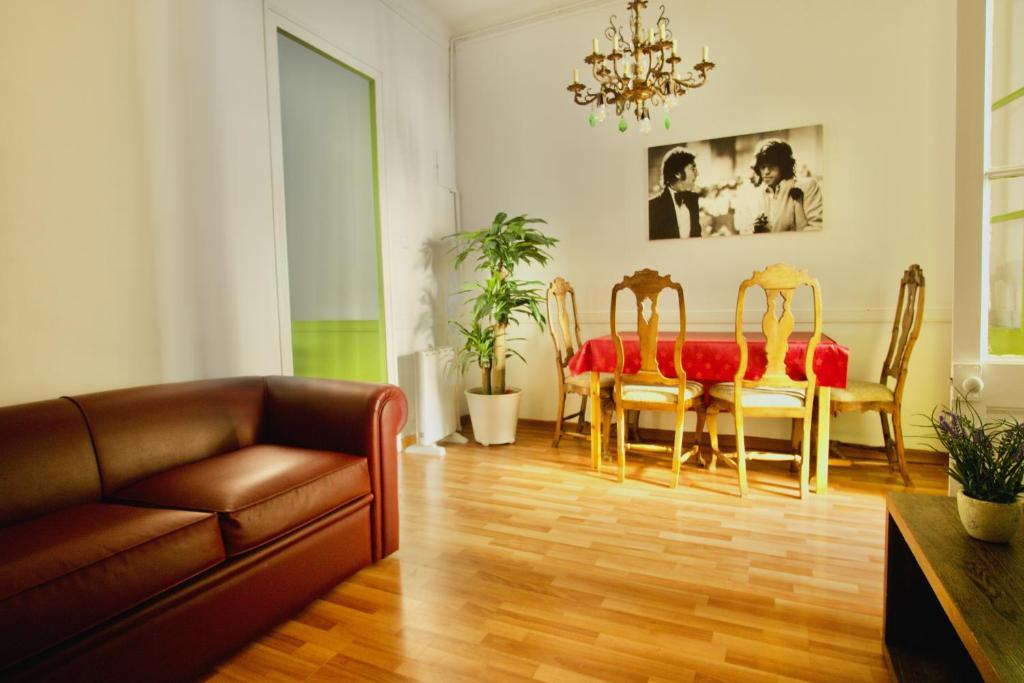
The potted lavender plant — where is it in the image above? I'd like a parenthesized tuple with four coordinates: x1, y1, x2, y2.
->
(929, 395, 1024, 542)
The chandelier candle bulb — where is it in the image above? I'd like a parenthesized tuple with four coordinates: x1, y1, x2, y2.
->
(648, 28, 655, 43)
(613, 34, 619, 51)
(672, 39, 677, 55)
(659, 23, 665, 41)
(573, 68, 579, 83)
(592, 37, 599, 53)
(702, 45, 709, 61)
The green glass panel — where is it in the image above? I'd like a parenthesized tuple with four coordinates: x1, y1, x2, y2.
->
(291, 320, 385, 382)
(987, 176, 1024, 356)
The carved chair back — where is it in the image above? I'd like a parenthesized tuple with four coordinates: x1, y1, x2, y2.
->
(880, 264, 925, 400)
(546, 277, 583, 388)
(610, 269, 686, 390)
(734, 263, 822, 395)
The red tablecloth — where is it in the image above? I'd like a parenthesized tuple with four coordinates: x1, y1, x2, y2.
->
(568, 331, 848, 388)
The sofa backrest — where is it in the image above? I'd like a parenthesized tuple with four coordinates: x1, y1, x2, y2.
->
(0, 399, 100, 526)
(69, 377, 266, 494)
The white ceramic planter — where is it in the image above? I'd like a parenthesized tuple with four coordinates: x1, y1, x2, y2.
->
(465, 387, 521, 446)
(956, 491, 1023, 543)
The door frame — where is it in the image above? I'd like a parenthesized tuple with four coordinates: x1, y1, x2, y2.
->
(263, 8, 397, 384)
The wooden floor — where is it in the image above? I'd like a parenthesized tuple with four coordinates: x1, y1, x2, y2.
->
(207, 424, 947, 683)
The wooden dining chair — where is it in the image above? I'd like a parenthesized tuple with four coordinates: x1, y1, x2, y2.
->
(609, 269, 705, 487)
(706, 264, 822, 498)
(546, 277, 612, 452)
(830, 264, 925, 487)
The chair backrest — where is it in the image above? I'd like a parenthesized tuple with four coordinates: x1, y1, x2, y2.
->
(880, 264, 925, 397)
(734, 263, 822, 393)
(610, 269, 686, 388)
(546, 277, 583, 386)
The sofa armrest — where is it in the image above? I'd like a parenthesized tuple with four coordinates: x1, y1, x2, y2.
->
(261, 376, 407, 560)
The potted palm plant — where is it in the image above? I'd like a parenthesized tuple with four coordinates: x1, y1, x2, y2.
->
(928, 394, 1024, 542)
(449, 212, 558, 445)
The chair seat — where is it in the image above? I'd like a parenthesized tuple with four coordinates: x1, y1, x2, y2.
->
(709, 382, 806, 408)
(566, 372, 614, 391)
(831, 380, 895, 404)
(621, 380, 704, 404)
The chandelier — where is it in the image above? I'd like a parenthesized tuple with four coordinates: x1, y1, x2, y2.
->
(566, 0, 715, 133)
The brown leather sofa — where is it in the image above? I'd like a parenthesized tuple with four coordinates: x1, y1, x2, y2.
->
(0, 376, 407, 682)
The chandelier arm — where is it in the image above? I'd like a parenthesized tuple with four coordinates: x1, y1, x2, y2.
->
(572, 90, 602, 106)
(676, 64, 713, 89)
(604, 16, 619, 42)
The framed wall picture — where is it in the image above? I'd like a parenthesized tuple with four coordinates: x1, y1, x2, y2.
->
(648, 124, 824, 240)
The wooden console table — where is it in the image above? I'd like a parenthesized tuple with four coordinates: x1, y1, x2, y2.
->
(884, 492, 1023, 682)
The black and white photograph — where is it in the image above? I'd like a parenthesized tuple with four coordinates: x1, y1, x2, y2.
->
(648, 125, 824, 240)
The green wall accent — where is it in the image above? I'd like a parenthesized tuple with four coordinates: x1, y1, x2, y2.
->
(292, 320, 385, 382)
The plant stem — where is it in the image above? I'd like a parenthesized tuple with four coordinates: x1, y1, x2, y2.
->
(493, 323, 507, 394)
(480, 364, 492, 395)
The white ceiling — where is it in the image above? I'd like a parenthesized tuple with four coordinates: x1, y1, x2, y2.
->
(416, 0, 613, 37)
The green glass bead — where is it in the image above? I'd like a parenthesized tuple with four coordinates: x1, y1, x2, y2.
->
(664, 117, 672, 130)
(618, 117, 627, 133)
(588, 111, 596, 127)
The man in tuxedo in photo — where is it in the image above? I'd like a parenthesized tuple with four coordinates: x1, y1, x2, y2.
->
(649, 147, 701, 240)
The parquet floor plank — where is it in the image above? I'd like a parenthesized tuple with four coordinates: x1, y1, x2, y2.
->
(209, 423, 947, 682)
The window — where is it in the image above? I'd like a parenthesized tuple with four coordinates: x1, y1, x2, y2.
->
(986, 0, 1024, 355)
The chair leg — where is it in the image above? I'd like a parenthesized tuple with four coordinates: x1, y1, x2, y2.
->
(671, 409, 685, 489)
(552, 390, 566, 447)
(707, 406, 720, 472)
(602, 403, 612, 463)
(799, 410, 812, 498)
(891, 409, 913, 488)
(628, 410, 641, 441)
(879, 411, 896, 471)
(735, 412, 748, 497)
(693, 406, 707, 467)
(576, 394, 589, 434)
(789, 419, 801, 473)
(616, 403, 627, 483)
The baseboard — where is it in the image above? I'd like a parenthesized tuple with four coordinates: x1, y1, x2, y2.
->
(463, 415, 946, 466)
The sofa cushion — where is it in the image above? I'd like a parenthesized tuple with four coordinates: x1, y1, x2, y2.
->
(111, 445, 372, 556)
(0, 502, 223, 668)
(0, 398, 99, 527)
(69, 377, 266, 493)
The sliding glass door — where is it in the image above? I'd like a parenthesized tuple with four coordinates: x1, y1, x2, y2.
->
(275, 30, 386, 383)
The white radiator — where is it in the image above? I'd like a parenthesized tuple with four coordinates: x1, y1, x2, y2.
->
(405, 347, 464, 456)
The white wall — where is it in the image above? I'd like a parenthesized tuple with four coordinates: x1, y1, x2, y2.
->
(0, 0, 454, 416)
(0, 1, 163, 404)
(454, 0, 956, 447)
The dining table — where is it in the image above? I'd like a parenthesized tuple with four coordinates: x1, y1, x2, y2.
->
(567, 331, 850, 494)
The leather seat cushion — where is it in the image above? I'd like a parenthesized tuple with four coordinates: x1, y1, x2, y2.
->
(111, 445, 371, 556)
(621, 380, 704, 404)
(831, 380, 895, 404)
(709, 383, 806, 408)
(0, 502, 223, 667)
